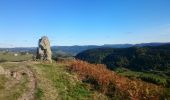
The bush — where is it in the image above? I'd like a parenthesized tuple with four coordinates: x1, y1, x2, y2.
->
(68, 60, 164, 99)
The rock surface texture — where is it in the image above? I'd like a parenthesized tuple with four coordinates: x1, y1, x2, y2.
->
(37, 36, 52, 63)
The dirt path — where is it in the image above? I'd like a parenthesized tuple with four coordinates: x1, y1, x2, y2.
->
(18, 62, 36, 100)
(1, 61, 60, 100)
(3, 62, 36, 100)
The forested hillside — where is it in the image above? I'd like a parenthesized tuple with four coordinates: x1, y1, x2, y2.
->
(76, 44, 170, 72)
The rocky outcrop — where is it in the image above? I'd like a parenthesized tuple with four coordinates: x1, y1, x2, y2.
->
(37, 36, 52, 63)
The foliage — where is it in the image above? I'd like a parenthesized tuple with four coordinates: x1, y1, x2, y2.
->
(76, 48, 114, 64)
(115, 68, 170, 87)
(68, 60, 165, 100)
(52, 51, 73, 59)
(32, 63, 107, 100)
(76, 44, 170, 71)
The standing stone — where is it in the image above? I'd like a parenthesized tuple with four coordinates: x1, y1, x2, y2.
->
(37, 36, 52, 63)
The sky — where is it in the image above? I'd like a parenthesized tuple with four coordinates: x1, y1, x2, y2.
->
(0, 0, 170, 47)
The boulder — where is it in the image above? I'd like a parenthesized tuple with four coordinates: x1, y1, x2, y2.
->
(37, 36, 52, 63)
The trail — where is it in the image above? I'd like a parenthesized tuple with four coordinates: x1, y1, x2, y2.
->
(18, 62, 36, 100)
(4, 62, 36, 100)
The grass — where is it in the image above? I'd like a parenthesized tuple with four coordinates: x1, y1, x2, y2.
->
(115, 68, 170, 99)
(115, 68, 170, 86)
(0, 52, 32, 62)
(0, 63, 29, 100)
(30, 62, 107, 100)
(35, 87, 44, 100)
(0, 75, 8, 89)
(8, 75, 29, 100)
(0, 59, 168, 99)
(165, 88, 170, 98)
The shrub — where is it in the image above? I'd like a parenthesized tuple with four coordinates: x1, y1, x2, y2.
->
(68, 60, 165, 99)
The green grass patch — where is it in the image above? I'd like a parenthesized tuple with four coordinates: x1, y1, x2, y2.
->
(0, 63, 18, 69)
(6, 75, 29, 100)
(36, 63, 93, 100)
(0, 63, 29, 100)
(115, 68, 169, 86)
(0, 52, 32, 62)
(0, 75, 8, 89)
(35, 87, 44, 100)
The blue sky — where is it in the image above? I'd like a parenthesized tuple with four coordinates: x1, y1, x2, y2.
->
(0, 0, 170, 47)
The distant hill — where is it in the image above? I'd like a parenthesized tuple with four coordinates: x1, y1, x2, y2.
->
(53, 42, 170, 55)
(0, 47, 36, 54)
(0, 42, 170, 55)
(76, 44, 170, 72)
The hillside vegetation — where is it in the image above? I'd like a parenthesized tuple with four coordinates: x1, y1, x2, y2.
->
(75, 44, 170, 99)
(0, 45, 170, 100)
(67, 60, 168, 100)
(76, 44, 170, 72)
(1, 43, 169, 55)
(0, 61, 107, 100)
(30, 62, 107, 100)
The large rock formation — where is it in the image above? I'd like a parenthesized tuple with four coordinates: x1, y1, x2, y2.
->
(37, 36, 52, 63)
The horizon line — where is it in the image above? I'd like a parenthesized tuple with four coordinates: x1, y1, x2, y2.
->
(0, 42, 170, 48)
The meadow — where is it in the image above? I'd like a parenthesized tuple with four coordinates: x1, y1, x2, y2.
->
(0, 51, 32, 62)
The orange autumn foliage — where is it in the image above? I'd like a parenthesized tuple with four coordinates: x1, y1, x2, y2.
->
(68, 60, 164, 100)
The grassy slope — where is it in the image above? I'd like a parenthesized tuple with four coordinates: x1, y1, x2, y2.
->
(115, 68, 170, 86)
(0, 60, 169, 99)
(0, 75, 8, 90)
(0, 45, 170, 99)
(0, 63, 29, 100)
(0, 52, 108, 99)
(0, 52, 32, 62)
(115, 68, 170, 98)
(0, 61, 107, 100)
(30, 62, 108, 100)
